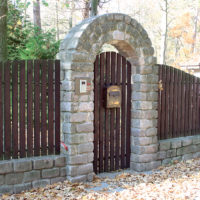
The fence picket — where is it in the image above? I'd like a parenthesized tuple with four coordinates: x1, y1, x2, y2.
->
(0, 63, 3, 159)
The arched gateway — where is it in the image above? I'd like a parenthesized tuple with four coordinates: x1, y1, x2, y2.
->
(58, 13, 160, 182)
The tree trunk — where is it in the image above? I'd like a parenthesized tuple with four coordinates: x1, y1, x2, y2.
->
(160, 0, 168, 64)
(83, 0, 90, 19)
(33, 0, 41, 29)
(0, 0, 7, 62)
(90, 0, 99, 17)
(56, 0, 59, 40)
(69, 0, 75, 28)
(191, 8, 199, 53)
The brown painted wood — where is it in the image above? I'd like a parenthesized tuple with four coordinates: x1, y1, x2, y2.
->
(126, 61, 131, 168)
(173, 69, 178, 138)
(188, 75, 192, 135)
(34, 60, 41, 156)
(158, 66, 162, 140)
(27, 60, 33, 157)
(181, 72, 186, 135)
(99, 53, 104, 172)
(165, 66, 170, 138)
(177, 70, 182, 137)
(185, 73, 189, 136)
(12, 61, 19, 158)
(196, 78, 199, 133)
(4, 62, 11, 159)
(48, 60, 54, 155)
(0, 63, 3, 160)
(20, 61, 26, 158)
(169, 67, 174, 139)
(121, 56, 126, 169)
(192, 76, 196, 134)
(94, 55, 99, 173)
(104, 52, 110, 172)
(55, 60, 60, 155)
(110, 52, 116, 171)
(41, 60, 47, 155)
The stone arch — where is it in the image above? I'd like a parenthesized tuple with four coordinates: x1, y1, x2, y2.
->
(58, 13, 160, 182)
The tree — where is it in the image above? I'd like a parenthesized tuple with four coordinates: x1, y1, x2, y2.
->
(33, 0, 41, 29)
(0, 0, 8, 61)
(83, 0, 90, 19)
(90, 0, 99, 16)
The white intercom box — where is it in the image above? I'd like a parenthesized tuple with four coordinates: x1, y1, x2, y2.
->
(75, 77, 91, 95)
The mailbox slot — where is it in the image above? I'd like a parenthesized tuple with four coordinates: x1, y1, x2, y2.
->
(106, 85, 121, 108)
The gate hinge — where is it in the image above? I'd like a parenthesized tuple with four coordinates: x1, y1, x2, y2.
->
(158, 80, 163, 91)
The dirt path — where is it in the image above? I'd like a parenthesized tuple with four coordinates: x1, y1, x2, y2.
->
(2, 158, 200, 200)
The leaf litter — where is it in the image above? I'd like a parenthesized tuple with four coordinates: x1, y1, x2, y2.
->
(2, 158, 200, 200)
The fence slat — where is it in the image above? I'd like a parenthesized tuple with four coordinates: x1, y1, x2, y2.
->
(55, 60, 60, 155)
(169, 67, 174, 138)
(27, 60, 33, 157)
(12, 61, 19, 158)
(4, 62, 11, 159)
(177, 70, 182, 137)
(181, 72, 186, 135)
(0, 63, 3, 159)
(165, 66, 170, 138)
(158, 66, 162, 140)
(48, 60, 54, 155)
(34, 60, 41, 156)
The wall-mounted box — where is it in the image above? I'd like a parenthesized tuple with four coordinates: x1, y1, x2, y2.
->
(75, 77, 91, 95)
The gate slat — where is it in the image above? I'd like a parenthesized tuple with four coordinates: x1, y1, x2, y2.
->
(192, 76, 196, 134)
(196, 78, 199, 133)
(126, 61, 131, 168)
(104, 52, 110, 172)
(94, 55, 99, 173)
(55, 60, 60, 154)
(41, 60, 47, 155)
(115, 53, 121, 170)
(177, 70, 182, 137)
(158, 66, 162, 139)
(169, 67, 174, 138)
(27, 60, 33, 157)
(4, 62, 11, 159)
(185, 73, 189, 136)
(48, 60, 54, 155)
(0, 63, 3, 159)
(20, 61, 26, 158)
(12, 61, 19, 158)
(99, 53, 104, 172)
(165, 66, 170, 138)
(34, 60, 41, 156)
(188, 75, 192, 135)
(121, 56, 126, 169)
(173, 69, 178, 138)
(181, 72, 185, 135)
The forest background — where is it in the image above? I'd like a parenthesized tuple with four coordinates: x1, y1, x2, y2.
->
(1, 0, 200, 75)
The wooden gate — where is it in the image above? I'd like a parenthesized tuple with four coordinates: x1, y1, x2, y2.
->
(93, 52, 131, 173)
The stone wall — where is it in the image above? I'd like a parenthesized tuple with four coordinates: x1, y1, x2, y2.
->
(0, 155, 66, 194)
(158, 135, 200, 165)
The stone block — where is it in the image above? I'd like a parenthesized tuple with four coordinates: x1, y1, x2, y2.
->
(62, 123, 76, 134)
(14, 183, 32, 194)
(157, 151, 167, 160)
(50, 177, 66, 184)
(79, 102, 94, 112)
(14, 160, 32, 172)
(166, 149, 176, 158)
(182, 137, 193, 146)
(145, 128, 157, 136)
(177, 145, 197, 156)
(78, 142, 94, 154)
(87, 173, 95, 181)
(0, 175, 4, 185)
(5, 173, 24, 185)
(162, 158, 172, 165)
(67, 154, 88, 165)
(32, 179, 50, 188)
(67, 175, 87, 183)
(33, 158, 53, 170)
(76, 123, 94, 133)
(130, 162, 146, 172)
(138, 65, 153, 75)
(145, 161, 161, 171)
(24, 170, 40, 183)
(87, 152, 94, 163)
(132, 101, 153, 110)
(182, 153, 194, 161)
(67, 166, 78, 177)
(172, 156, 182, 162)
(0, 185, 13, 194)
(132, 119, 154, 129)
(193, 152, 200, 158)
(60, 167, 67, 177)
(132, 110, 158, 119)
(42, 168, 60, 178)
(65, 134, 88, 144)
(131, 128, 146, 137)
(55, 156, 66, 167)
(68, 113, 89, 123)
(193, 135, 200, 145)
(131, 153, 157, 163)
(132, 137, 153, 146)
(171, 139, 182, 149)
(159, 140, 171, 151)
(131, 144, 158, 154)
(77, 163, 93, 175)
(0, 161, 13, 174)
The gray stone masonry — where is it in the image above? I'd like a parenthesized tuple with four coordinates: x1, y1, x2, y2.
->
(0, 155, 66, 195)
(158, 135, 200, 165)
(58, 13, 158, 179)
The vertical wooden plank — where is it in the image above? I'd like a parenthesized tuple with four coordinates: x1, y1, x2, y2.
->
(48, 60, 54, 155)
(126, 61, 131, 168)
(55, 60, 60, 155)
(115, 53, 121, 170)
(177, 70, 182, 137)
(121, 56, 126, 169)
(185, 73, 189, 136)
(188, 75, 192, 135)
(181, 72, 186, 135)
(12, 61, 19, 158)
(169, 67, 174, 139)
(161, 65, 166, 139)
(34, 60, 41, 156)
(0, 63, 3, 160)
(99, 53, 104, 172)
(173, 69, 178, 138)
(104, 52, 110, 172)
(41, 60, 47, 155)
(197, 78, 200, 132)
(165, 66, 170, 138)
(20, 61, 26, 158)
(157, 65, 162, 140)
(27, 60, 33, 157)
(94, 55, 99, 173)
(192, 76, 196, 135)
(4, 61, 11, 159)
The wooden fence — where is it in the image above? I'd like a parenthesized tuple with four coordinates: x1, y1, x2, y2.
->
(0, 60, 60, 160)
(158, 64, 200, 140)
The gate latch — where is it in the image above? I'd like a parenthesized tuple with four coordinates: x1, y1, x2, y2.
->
(106, 85, 121, 108)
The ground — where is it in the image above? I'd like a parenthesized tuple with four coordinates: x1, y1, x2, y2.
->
(2, 158, 200, 200)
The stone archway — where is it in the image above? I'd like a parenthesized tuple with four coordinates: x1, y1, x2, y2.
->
(58, 13, 160, 182)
